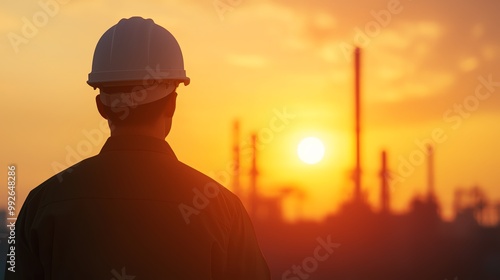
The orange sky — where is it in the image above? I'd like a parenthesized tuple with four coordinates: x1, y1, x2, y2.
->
(1, 0, 500, 222)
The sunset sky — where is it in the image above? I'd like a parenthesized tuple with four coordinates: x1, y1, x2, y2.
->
(2, 0, 500, 222)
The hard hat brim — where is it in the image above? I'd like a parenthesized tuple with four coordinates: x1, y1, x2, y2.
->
(88, 69, 190, 88)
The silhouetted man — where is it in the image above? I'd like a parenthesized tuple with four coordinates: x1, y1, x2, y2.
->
(5, 17, 271, 280)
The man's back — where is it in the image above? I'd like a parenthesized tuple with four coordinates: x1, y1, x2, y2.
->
(8, 135, 270, 279)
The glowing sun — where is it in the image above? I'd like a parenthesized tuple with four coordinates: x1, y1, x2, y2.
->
(297, 137, 325, 164)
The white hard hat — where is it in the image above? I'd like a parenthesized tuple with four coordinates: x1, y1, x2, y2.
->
(87, 17, 189, 107)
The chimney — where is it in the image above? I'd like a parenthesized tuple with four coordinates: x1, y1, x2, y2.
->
(249, 133, 259, 219)
(427, 144, 435, 202)
(353, 47, 362, 202)
(232, 120, 242, 200)
(380, 150, 390, 214)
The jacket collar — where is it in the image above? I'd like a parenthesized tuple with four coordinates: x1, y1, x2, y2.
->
(100, 135, 178, 160)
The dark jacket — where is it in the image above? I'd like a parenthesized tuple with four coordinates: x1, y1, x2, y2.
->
(5, 135, 271, 279)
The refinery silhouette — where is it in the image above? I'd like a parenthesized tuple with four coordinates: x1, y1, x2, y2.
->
(1, 48, 499, 279)
(232, 48, 500, 280)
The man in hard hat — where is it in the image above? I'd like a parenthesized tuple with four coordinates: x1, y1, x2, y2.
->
(6, 17, 271, 280)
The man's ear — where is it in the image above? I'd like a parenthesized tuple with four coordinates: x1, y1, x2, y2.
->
(95, 95, 109, 120)
(165, 91, 177, 118)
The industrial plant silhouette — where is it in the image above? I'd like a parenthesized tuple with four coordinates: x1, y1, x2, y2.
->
(1, 47, 499, 279)
(238, 135, 500, 279)
(230, 48, 500, 280)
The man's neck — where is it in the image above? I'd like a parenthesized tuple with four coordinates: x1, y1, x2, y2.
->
(109, 123, 166, 140)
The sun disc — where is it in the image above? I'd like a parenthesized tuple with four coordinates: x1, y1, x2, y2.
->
(297, 137, 325, 164)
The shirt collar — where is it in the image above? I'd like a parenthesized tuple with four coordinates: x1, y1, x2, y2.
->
(100, 135, 178, 160)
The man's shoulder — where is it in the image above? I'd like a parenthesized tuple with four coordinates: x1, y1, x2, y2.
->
(174, 161, 247, 226)
(22, 155, 99, 208)
(24, 153, 244, 216)
(175, 161, 240, 202)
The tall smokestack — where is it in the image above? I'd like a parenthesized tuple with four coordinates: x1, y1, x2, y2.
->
(354, 47, 362, 201)
(249, 133, 258, 219)
(427, 144, 435, 201)
(380, 150, 390, 214)
(232, 120, 241, 200)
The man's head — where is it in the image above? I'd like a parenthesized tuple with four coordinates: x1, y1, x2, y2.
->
(87, 17, 189, 138)
(95, 85, 178, 138)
